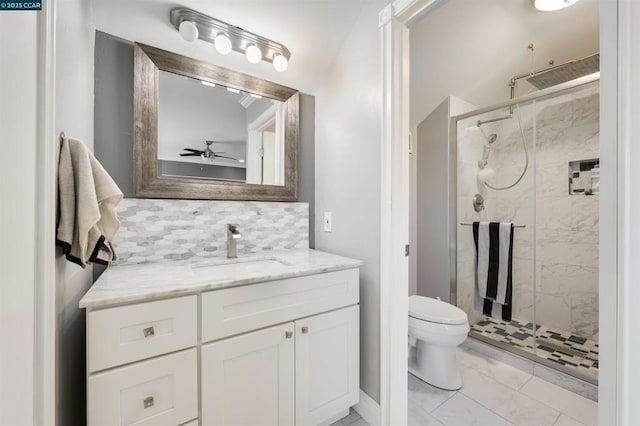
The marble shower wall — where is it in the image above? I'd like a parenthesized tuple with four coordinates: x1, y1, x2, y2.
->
(456, 82, 600, 342)
(113, 199, 309, 265)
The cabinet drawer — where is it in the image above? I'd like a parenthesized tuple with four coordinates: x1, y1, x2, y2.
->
(88, 296, 197, 372)
(202, 269, 359, 342)
(88, 349, 198, 426)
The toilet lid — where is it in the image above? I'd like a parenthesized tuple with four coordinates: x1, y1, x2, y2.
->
(408, 295, 468, 325)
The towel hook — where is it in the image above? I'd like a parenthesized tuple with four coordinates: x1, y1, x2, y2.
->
(59, 131, 66, 147)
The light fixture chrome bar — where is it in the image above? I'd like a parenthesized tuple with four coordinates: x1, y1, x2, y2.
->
(169, 7, 291, 63)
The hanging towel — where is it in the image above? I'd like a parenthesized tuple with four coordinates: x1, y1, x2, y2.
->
(56, 137, 123, 267)
(472, 222, 514, 321)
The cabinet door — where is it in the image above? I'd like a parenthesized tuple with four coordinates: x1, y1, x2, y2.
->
(296, 305, 360, 426)
(201, 323, 295, 426)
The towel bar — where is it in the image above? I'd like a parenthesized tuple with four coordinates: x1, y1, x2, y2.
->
(460, 222, 526, 228)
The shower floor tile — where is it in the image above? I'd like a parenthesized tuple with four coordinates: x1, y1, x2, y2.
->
(470, 317, 599, 381)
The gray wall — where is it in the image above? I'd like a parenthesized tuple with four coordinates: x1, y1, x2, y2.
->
(314, 0, 386, 402)
(416, 98, 452, 302)
(93, 31, 315, 245)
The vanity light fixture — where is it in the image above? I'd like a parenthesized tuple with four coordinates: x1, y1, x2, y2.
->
(531, 0, 581, 11)
(170, 7, 291, 72)
(245, 44, 262, 64)
(214, 33, 232, 55)
(273, 54, 289, 72)
(178, 20, 199, 42)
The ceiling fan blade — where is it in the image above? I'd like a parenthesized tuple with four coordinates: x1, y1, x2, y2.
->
(183, 148, 202, 153)
(215, 155, 239, 161)
(180, 153, 202, 157)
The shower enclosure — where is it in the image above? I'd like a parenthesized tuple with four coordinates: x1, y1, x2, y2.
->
(452, 74, 600, 384)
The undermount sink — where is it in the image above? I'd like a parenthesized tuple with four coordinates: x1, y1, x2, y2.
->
(191, 257, 291, 276)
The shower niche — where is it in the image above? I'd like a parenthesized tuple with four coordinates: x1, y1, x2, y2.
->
(569, 158, 600, 195)
(453, 79, 600, 384)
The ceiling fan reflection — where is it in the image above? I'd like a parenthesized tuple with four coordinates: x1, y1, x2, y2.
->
(180, 140, 240, 162)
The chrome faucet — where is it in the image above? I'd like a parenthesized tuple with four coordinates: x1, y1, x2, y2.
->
(227, 224, 242, 258)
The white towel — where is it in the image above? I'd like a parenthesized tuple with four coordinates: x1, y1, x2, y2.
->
(56, 137, 123, 267)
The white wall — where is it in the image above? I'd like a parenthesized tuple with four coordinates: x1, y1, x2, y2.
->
(0, 13, 38, 426)
(54, 0, 95, 424)
(410, 0, 599, 130)
(314, 0, 387, 403)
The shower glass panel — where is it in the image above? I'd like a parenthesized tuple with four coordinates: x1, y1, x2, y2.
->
(454, 79, 599, 384)
(456, 100, 537, 357)
(532, 81, 599, 382)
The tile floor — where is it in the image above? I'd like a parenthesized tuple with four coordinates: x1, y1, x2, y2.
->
(333, 341, 598, 426)
(470, 317, 599, 380)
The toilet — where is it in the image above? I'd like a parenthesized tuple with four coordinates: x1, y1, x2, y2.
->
(408, 295, 470, 390)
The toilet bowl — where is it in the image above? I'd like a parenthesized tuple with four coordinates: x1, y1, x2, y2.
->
(408, 295, 469, 390)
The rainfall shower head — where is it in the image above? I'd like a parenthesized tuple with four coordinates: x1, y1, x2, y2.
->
(526, 53, 599, 90)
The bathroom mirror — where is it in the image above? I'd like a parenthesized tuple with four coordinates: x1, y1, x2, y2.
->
(134, 43, 299, 200)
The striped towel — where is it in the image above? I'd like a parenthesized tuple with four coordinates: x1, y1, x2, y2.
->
(472, 222, 514, 321)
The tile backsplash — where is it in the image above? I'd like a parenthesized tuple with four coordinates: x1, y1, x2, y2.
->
(113, 199, 309, 265)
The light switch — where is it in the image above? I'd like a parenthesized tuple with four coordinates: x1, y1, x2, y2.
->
(323, 212, 332, 232)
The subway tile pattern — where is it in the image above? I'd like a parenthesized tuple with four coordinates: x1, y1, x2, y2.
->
(470, 317, 598, 381)
(114, 198, 309, 265)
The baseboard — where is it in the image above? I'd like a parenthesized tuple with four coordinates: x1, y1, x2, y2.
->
(353, 389, 381, 426)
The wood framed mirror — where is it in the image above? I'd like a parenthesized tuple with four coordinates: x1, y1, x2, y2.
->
(134, 43, 299, 201)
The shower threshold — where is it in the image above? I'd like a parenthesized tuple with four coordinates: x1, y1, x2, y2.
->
(469, 317, 598, 384)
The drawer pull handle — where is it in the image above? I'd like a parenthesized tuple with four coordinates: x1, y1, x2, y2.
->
(143, 396, 155, 409)
(301, 326, 309, 334)
(143, 326, 155, 338)
(285, 331, 293, 339)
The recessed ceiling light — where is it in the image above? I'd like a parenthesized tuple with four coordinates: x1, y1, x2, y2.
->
(201, 81, 216, 88)
(531, 0, 581, 11)
(227, 87, 240, 94)
(250, 93, 262, 99)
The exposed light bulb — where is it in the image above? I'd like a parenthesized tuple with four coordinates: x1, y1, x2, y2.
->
(531, 0, 581, 11)
(272, 54, 288, 72)
(214, 33, 232, 55)
(245, 44, 262, 64)
(178, 21, 199, 42)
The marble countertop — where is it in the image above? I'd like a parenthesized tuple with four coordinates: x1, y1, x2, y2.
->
(79, 249, 363, 309)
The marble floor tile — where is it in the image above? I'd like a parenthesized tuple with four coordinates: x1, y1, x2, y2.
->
(491, 387, 561, 425)
(409, 398, 446, 426)
(328, 408, 362, 426)
(408, 373, 456, 413)
(456, 345, 533, 390)
(458, 367, 515, 411)
(554, 414, 586, 426)
(432, 393, 513, 426)
(520, 377, 598, 426)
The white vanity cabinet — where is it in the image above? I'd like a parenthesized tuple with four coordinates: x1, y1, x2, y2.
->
(84, 265, 360, 426)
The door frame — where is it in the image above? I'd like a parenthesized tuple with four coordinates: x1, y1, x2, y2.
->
(379, 0, 627, 425)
